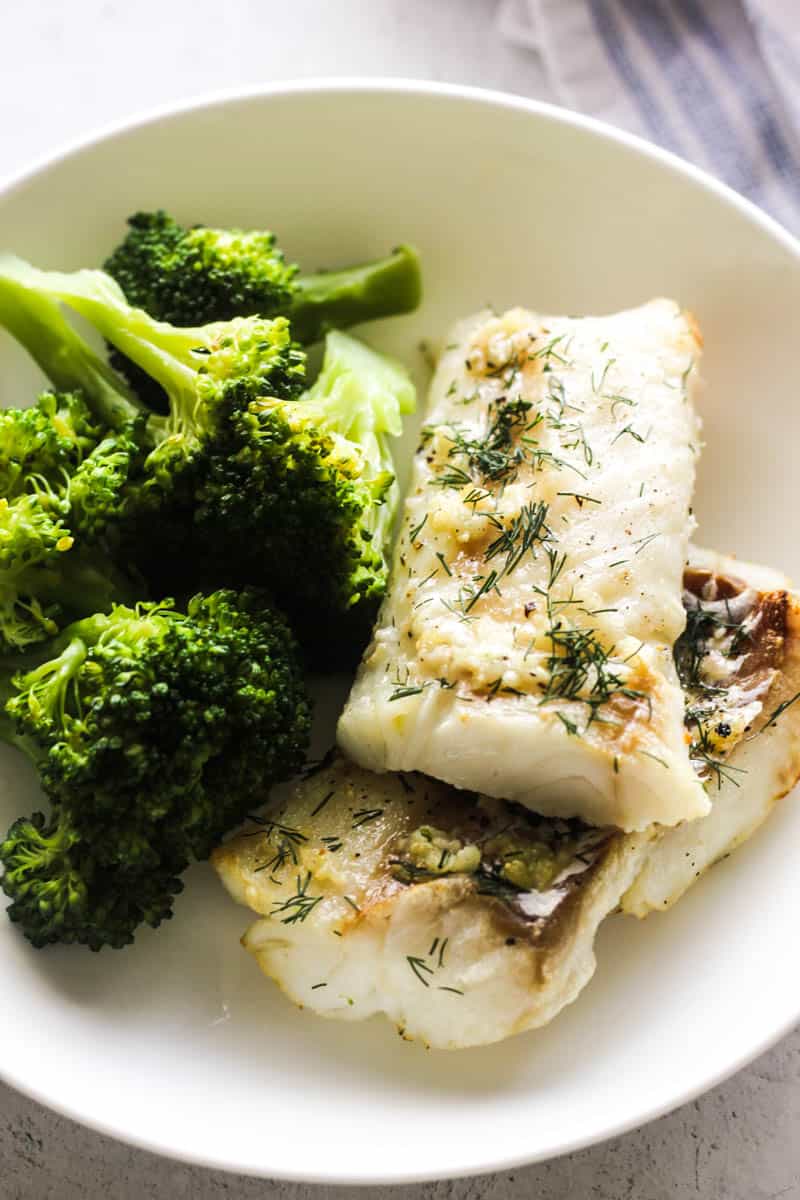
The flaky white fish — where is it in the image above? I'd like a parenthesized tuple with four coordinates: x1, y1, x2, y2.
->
(339, 302, 706, 831)
(213, 754, 652, 1049)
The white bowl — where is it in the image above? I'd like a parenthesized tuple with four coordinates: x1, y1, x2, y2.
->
(0, 80, 799, 1186)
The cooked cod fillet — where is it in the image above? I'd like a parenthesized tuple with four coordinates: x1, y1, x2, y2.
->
(338, 301, 706, 831)
(214, 551, 800, 1050)
(623, 548, 800, 914)
(213, 754, 654, 1050)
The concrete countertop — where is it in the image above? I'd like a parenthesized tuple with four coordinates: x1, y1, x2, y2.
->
(1, 2, 798, 1197)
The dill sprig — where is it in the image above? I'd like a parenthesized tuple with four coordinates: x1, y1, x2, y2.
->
(688, 717, 746, 790)
(270, 872, 323, 925)
(310, 790, 335, 817)
(675, 599, 746, 694)
(761, 690, 800, 733)
(543, 622, 625, 706)
(250, 819, 308, 880)
(484, 500, 552, 578)
(352, 808, 384, 828)
(406, 955, 435, 986)
(434, 396, 573, 490)
(462, 569, 501, 614)
(405, 939, 462, 993)
(539, 595, 643, 727)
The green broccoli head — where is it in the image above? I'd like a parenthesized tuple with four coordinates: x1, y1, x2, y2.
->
(67, 427, 143, 541)
(102, 211, 421, 409)
(0, 588, 312, 948)
(0, 478, 136, 656)
(0, 489, 74, 651)
(0, 391, 100, 500)
(0, 387, 140, 653)
(199, 330, 414, 645)
(0, 256, 306, 573)
(0, 809, 185, 949)
(0, 256, 416, 660)
(104, 210, 299, 328)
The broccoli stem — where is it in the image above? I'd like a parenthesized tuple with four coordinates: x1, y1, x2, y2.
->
(0, 268, 143, 432)
(289, 245, 422, 344)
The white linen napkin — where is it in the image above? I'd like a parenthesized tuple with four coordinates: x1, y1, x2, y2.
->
(498, 0, 800, 232)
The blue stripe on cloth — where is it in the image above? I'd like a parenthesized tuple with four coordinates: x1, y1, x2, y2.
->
(617, 0, 761, 196)
(587, 0, 683, 152)
(675, 0, 800, 192)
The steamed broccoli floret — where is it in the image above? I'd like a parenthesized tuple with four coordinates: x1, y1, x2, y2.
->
(0, 810, 185, 950)
(200, 329, 414, 637)
(0, 391, 139, 653)
(0, 257, 303, 571)
(105, 210, 421, 340)
(0, 391, 99, 498)
(0, 590, 311, 949)
(0, 389, 141, 543)
(104, 211, 298, 328)
(0, 489, 129, 654)
(103, 212, 421, 411)
(0, 256, 415, 657)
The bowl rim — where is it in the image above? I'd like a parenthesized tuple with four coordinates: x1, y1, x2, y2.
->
(1, 76, 799, 1185)
(1, 76, 798, 262)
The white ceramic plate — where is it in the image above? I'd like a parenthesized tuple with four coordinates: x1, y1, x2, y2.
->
(0, 80, 798, 1185)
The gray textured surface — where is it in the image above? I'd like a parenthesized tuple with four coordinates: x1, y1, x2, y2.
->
(3, 1031, 800, 1199)
(1, 1, 798, 1195)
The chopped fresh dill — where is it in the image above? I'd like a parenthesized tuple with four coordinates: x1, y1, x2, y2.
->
(462, 569, 501, 614)
(484, 501, 552, 579)
(556, 711, 580, 735)
(310, 790, 335, 817)
(320, 835, 343, 853)
(528, 334, 570, 365)
(592, 358, 616, 394)
(612, 424, 646, 445)
(433, 396, 574, 491)
(408, 513, 428, 541)
(251, 820, 308, 879)
(556, 491, 602, 507)
(351, 808, 384, 828)
(561, 421, 594, 467)
(674, 599, 744, 695)
(389, 684, 428, 702)
(761, 690, 800, 733)
(270, 872, 323, 925)
(632, 532, 660, 554)
(407, 955, 434, 986)
(545, 547, 568, 589)
(609, 394, 636, 417)
(688, 717, 746, 789)
(639, 750, 670, 769)
(463, 486, 492, 509)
